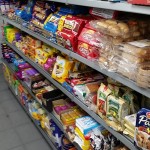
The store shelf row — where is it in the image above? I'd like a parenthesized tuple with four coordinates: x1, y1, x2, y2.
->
(3, 42, 138, 150)
(6, 84, 57, 150)
(2, 58, 81, 150)
(46, 0, 150, 15)
(1, 15, 149, 98)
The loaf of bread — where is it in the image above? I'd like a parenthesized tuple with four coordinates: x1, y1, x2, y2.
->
(117, 39, 150, 57)
(91, 19, 130, 38)
(136, 62, 150, 88)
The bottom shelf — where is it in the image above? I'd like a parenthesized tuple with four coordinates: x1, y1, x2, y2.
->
(7, 83, 57, 150)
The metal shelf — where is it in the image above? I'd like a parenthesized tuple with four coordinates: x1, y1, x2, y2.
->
(2, 21, 149, 98)
(7, 84, 57, 150)
(2, 58, 81, 150)
(42, 0, 150, 15)
(66, 0, 150, 15)
(3, 43, 138, 150)
(49, 0, 67, 3)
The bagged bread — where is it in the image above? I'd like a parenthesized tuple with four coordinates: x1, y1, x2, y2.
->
(116, 39, 150, 57)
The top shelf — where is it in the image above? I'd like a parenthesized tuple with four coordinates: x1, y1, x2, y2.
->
(48, 0, 150, 15)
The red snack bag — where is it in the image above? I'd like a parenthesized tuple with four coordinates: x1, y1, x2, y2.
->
(77, 27, 102, 60)
(56, 16, 87, 52)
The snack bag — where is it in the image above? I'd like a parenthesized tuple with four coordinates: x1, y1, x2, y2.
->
(106, 95, 130, 131)
(90, 19, 130, 39)
(74, 127, 90, 150)
(97, 83, 112, 118)
(77, 27, 102, 60)
(134, 108, 150, 150)
(52, 56, 73, 83)
(44, 13, 61, 34)
(56, 16, 87, 51)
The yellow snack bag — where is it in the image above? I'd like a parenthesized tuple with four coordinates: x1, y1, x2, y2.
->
(74, 127, 90, 150)
(52, 56, 73, 83)
(57, 16, 67, 31)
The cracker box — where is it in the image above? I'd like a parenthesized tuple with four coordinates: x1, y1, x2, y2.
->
(134, 108, 150, 150)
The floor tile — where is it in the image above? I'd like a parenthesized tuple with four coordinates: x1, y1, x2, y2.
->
(0, 81, 9, 91)
(0, 73, 5, 81)
(25, 139, 51, 150)
(0, 129, 22, 150)
(16, 123, 42, 144)
(1, 99, 21, 113)
(10, 146, 26, 150)
(9, 110, 30, 127)
(0, 89, 16, 103)
(0, 114, 12, 132)
(0, 104, 5, 115)
(0, 65, 4, 76)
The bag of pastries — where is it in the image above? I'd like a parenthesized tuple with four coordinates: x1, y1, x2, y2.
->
(90, 19, 130, 38)
(116, 39, 150, 57)
(136, 62, 150, 88)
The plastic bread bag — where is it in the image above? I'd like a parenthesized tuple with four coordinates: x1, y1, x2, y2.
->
(73, 84, 87, 102)
(85, 92, 97, 113)
(97, 44, 115, 70)
(115, 39, 150, 57)
(117, 66, 137, 81)
(136, 62, 150, 88)
(113, 59, 138, 80)
(98, 56, 111, 70)
(112, 49, 149, 65)
(122, 91, 140, 114)
(89, 19, 130, 39)
(106, 56, 120, 72)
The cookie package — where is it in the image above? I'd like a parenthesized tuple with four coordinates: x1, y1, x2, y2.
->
(134, 108, 150, 150)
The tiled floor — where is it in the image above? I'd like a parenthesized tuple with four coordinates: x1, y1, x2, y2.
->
(0, 65, 52, 150)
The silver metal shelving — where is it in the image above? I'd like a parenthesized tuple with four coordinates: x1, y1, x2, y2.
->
(2, 58, 81, 150)
(3, 43, 138, 150)
(5, 41, 75, 100)
(7, 84, 57, 150)
(50, 0, 67, 3)
(44, 0, 150, 15)
(1, 19, 149, 99)
(66, 0, 150, 15)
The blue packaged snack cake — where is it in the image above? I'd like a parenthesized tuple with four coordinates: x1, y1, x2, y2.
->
(134, 108, 150, 150)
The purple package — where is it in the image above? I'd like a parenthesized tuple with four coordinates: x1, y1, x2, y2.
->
(134, 108, 150, 150)
(18, 63, 31, 70)
(15, 33, 22, 42)
(25, 68, 39, 76)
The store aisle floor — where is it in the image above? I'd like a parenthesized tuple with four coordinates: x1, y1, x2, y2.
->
(0, 65, 52, 150)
